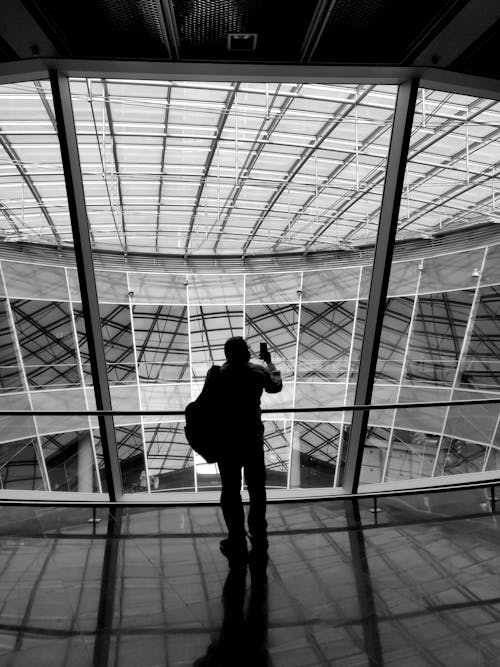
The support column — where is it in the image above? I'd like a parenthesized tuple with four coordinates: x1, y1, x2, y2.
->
(49, 70, 122, 501)
(343, 79, 419, 493)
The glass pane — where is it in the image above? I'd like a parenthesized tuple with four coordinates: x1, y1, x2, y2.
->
(0, 298, 23, 392)
(397, 88, 500, 243)
(291, 421, 339, 488)
(384, 428, 440, 482)
(294, 383, 346, 422)
(41, 429, 99, 492)
(360, 426, 391, 485)
(246, 272, 301, 304)
(298, 302, 355, 381)
(435, 436, 487, 476)
(301, 267, 360, 302)
(11, 299, 80, 389)
(75, 303, 137, 387)
(0, 393, 37, 443)
(482, 244, 500, 286)
(145, 423, 194, 491)
(116, 425, 147, 494)
(376, 297, 414, 383)
(444, 390, 499, 444)
(262, 420, 289, 489)
(132, 305, 190, 383)
(189, 273, 244, 304)
(95, 270, 129, 304)
(418, 250, 485, 293)
(140, 384, 191, 422)
(404, 291, 474, 386)
(32, 387, 89, 436)
(0, 438, 43, 490)
(352, 298, 415, 384)
(245, 304, 297, 380)
(128, 272, 187, 305)
(189, 306, 243, 380)
(2, 261, 70, 301)
(395, 386, 449, 434)
(459, 286, 500, 390)
(69, 79, 396, 255)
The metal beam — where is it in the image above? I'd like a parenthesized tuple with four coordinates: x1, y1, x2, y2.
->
(157, 0, 181, 60)
(49, 70, 123, 501)
(342, 79, 419, 494)
(300, 0, 336, 63)
(411, 0, 500, 68)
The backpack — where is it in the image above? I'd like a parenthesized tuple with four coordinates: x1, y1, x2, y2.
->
(184, 365, 221, 463)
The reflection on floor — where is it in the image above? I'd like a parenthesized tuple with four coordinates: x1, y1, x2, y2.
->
(0, 489, 500, 666)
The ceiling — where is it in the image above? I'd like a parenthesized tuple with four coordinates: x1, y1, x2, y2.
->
(0, 0, 499, 77)
(1, 1, 500, 256)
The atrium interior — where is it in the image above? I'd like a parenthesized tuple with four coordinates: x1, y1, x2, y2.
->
(0, 0, 500, 664)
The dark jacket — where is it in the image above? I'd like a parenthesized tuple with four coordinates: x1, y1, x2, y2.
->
(202, 360, 282, 442)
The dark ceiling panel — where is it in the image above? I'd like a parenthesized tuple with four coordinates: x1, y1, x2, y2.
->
(0, 34, 18, 62)
(22, 0, 171, 58)
(453, 19, 500, 79)
(172, 0, 320, 61)
(311, 0, 465, 64)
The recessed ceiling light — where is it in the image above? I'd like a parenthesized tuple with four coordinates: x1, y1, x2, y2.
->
(227, 33, 257, 52)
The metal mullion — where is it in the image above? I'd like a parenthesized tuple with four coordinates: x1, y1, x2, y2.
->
(334, 266, 363, 488)
(382, 266, 423, 482)
(0, 261, 51, 491)
(431, 247, 488, 477)
(183, 84, 239, 255)
(186, 277, 197, 492)
(343, 79, 419, 494)
(127, 273, 151, 493)
(155, 87, 171, 254)
(65, 267, 102, 493)
(102, 80, 127, 251)
(286, 272, 303, 490)
(49, 70, 122, 501)
(85, 79, 121, 249)
(483, 411, 500, 472)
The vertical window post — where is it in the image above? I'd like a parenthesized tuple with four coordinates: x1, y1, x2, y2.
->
(342, 79, 419, 494)
(49, 70, 123, 500)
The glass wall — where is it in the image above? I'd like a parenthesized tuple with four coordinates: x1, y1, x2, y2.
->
(1, 240, 499, 493)
(1, 76, 500, 497)
(0, 80, 101, 493)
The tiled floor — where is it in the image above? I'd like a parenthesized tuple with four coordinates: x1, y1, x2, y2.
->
(1, 488, 500, 666)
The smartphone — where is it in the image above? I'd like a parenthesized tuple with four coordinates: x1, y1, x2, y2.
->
(259, 342, 268, 357)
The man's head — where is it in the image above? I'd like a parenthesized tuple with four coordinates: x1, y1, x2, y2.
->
(224, 336, 251, 364)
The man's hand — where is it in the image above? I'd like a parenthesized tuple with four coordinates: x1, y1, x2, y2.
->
(259, 347, 271, 364)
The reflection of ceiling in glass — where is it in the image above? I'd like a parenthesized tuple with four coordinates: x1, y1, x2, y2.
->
(1, 80, 500, 256)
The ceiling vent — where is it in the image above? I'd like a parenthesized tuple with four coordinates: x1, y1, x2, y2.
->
(227, 32, 257, 51)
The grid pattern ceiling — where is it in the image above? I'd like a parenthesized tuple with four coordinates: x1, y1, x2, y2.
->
(0, 79, 500, 256)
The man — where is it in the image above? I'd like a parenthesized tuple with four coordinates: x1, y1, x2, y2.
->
(203, 336, 282, 566)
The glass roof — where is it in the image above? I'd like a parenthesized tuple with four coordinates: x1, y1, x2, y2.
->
(0, 79, 499, 255)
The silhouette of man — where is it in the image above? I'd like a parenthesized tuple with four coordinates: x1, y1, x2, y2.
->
(203, 336, 282, 565)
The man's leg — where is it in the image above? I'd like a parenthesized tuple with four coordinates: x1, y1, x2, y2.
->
(218, 458, 247, 545)
(244, 443, 268, 547)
